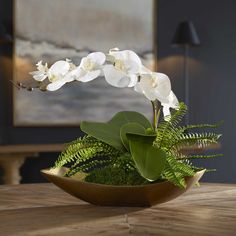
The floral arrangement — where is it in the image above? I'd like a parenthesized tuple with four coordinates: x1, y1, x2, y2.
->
(27, 48, 222, 188)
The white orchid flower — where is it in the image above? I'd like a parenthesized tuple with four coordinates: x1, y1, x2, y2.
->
(76, 52, 106, 83)
(134, 72, 179, 118)
(29, 61, 48, 81)
(103, 49, 143, 88)
(46, 60, 76, 91)
(134, 72, 171, 102)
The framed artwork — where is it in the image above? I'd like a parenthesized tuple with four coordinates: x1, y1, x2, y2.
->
(13, 0, 157, 126)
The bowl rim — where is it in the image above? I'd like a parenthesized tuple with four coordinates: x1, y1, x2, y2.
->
(41, 167, 206, 189)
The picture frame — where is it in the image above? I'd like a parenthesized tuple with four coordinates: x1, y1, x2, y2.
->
(13, 0, 157, 126)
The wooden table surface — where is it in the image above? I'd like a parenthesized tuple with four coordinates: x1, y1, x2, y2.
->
(0, 183, 235, 236)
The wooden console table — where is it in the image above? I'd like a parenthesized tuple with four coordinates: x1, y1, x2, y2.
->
(0, 183, 235, 236)
(0, 144, 66, 185)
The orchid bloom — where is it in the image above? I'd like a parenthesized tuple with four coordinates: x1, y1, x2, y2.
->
(29, 61, 48, 81)
(46, 59, 77, 91)
(134, 72, 179, 118)
(76, 52, 106, 83)
(134, 73, 171, 101)
(103, 49, 143, 88)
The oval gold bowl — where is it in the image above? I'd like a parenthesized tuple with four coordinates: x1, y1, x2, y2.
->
(41, 167, 205, 207)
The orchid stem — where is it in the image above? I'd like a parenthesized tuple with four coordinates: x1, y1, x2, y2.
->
(151, 100, 161, 132)
(151, 101, 157, 131)
(156, 107, 161, 128)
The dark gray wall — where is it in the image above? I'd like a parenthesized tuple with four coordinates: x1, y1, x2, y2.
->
(158, 0, 236, 183)
(0, 0, 235, 183)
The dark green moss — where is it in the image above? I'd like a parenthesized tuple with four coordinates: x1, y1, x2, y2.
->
(85, 166, 149, 186)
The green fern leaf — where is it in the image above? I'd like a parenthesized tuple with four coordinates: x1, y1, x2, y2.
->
(183, 121, 223, 132)
(155, 102, 187, 148)
(177, 154, 223, 160)
(172, 132, 221, 151)
(54, 135, 121, 176)
(162, 155, 195, 188)
(65, 157, 114, 177)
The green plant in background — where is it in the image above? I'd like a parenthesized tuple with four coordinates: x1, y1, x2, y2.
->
(28, 48, 222, 188)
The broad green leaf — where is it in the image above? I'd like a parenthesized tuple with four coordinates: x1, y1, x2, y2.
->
(126, 133, 157, 144)
(127, 133, 166, 181)
(120, 123, 146, 150)
(109, 111, 152, 129)
(80, 121, 124, 150)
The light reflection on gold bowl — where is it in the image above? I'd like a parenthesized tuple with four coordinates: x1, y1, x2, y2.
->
(41, 167, 205, 207)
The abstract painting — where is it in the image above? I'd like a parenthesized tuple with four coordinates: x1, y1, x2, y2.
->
(14, 0, 156, 126)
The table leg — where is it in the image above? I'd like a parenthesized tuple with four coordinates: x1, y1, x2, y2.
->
(0, 156, 26, 185)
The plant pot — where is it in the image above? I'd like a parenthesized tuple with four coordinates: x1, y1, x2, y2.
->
(41, 167, 205, 207)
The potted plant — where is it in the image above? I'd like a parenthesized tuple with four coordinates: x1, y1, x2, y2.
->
(24, 48, 221, 207)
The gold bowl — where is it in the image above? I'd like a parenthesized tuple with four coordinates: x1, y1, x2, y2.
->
(41, 167, 205, 207)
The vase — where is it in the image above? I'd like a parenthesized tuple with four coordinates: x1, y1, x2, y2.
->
(41, 167, 205, 207)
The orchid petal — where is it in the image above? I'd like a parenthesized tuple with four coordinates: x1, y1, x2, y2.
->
(29, 71, 47, 81)
(163, 105, 171, 120)
(103, 65, 130, 87)
(36, 61, 48, 72)
(136, 77, 157, 101)
(110, 50, 142, 66)
(163, 90, 179, 108)
(48, 61, 70, 76)
(123, 60, 139, 74)
(67, 67, 84, 81)
(87, 52, 106, 65)
(162, 91, 179, 119)
(128, 74, 138, 87)
(63, 72, 77, 83)
(134, 82, 143, 94)
(79, 70, 101, 82)
(139, 65, 152, 74)
(153, 90, 170, 104)
(153, 73, 171, 97)
(47, 80, 66, 91)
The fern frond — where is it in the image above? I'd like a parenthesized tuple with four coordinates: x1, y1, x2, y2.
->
(191, 166, 216, 172)
(54, 135, 121, 176)
(113, 153, 136, 171)
(162, 155, 195, 188)
(65, 157, 114, 177)
(154, 126, 185, 151)
(183, 121, 223, 132)
(177, 153, 223, 160)
(171, 132, 221, 151)
(155, 102, 187, 148)
(66, 152, 136, 177)
(54, 137, 87, 168)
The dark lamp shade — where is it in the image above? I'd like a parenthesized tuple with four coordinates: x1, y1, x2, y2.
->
(0, 23, 12, 43)
(172, 21, 200, 47)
